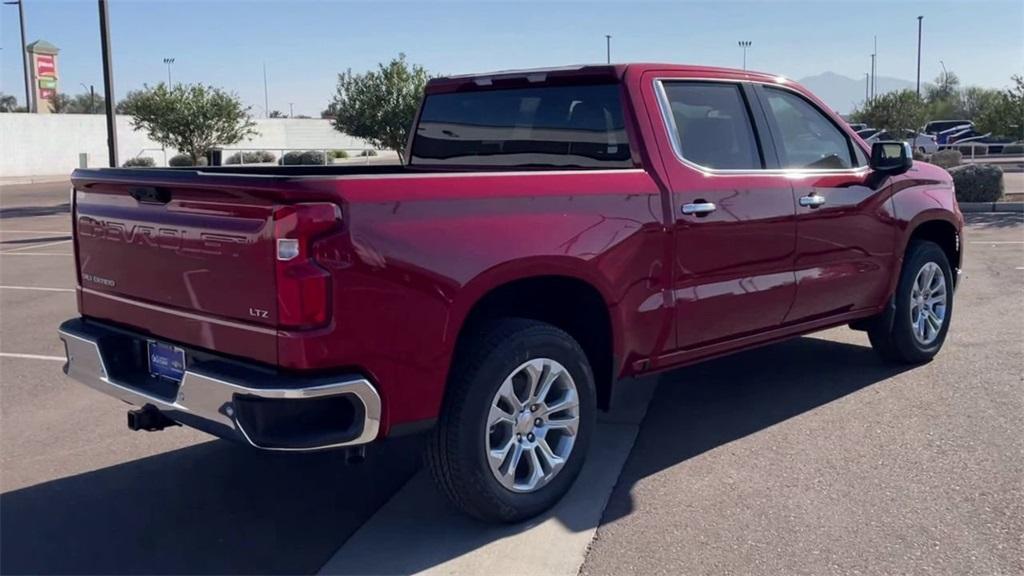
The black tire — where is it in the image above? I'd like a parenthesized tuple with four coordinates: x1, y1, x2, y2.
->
(425, 318, 596, 523)
(868, 240, 954, 363)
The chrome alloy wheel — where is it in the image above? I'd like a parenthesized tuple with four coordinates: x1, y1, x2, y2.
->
(910, 261, 947, 346)
(486, 358, 580, 493)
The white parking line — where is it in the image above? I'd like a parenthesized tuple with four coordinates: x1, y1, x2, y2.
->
(1, 239, 71, 253)
(969, 241, 1024, 245)
(0, 285, 75, 293)
(0, 252, 72, 257)
(0, 352, 65, 362)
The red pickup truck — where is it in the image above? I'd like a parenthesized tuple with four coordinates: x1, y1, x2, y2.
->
(60, 63, 962, 522)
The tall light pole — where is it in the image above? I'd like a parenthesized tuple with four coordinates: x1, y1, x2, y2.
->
(738, 40, 752, 71)
(162, 57, 174, 85)
(605, 35, 611, 64)
(288, 102, 294, 117)
(98, 0, 118, 166)
(3, 0, 31, 112)
(916, 16, 923, 96)
(262, 62, 269, 118)
(81, 82, 96, 113)
(871, 35, 877, 100)
(865, 73, 870, 103)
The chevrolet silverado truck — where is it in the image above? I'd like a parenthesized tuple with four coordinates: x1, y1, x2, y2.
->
(60, 64, 963, 523)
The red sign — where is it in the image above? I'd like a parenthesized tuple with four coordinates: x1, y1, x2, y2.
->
(36, 55, 55, 77)
(39, 89, 55, 100)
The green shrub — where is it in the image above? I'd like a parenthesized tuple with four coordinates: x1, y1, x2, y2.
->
(300, 150, 326, 165)
(226, 150, 276, 164)
(122, 157, 156, 167)
(930, 149, 962, 168)
(950, 164, 1004, 203)
(168, 154, 208, 167)
(330, 149, 349, 159)
(357, 149, 378, 157)
(281, 151, 305, 165)
(1002, 144, 1024, 155)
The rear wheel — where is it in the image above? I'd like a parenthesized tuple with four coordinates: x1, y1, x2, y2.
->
(425, 318, 595, 523)
(868, 240, 953, 363)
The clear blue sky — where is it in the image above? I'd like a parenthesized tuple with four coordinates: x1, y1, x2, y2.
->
(2, 0, 1021, 116)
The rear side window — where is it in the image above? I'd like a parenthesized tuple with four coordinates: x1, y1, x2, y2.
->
(410, 84, 632, 168)
(660, 82, 762, 170)
(761, 87, 855, 169)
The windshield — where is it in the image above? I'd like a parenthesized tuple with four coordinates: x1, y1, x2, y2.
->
(410, 84, 633, 168)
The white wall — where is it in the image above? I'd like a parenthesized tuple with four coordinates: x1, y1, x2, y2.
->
(0, 114, 378, 177)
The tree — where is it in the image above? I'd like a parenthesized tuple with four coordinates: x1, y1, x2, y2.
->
(119, 82, 258, 164)
(328, 54, 429, 160)
(269, 109, 285, 118)
(0, 93, 18, 112)
(976, 75, 1024, 139)
(926, 70, 960, 104)
(49, 92, 74, 113)
(956, 86, 1000, 120)
(850, 90, 928, 132)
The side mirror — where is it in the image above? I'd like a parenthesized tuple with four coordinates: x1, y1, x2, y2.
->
(870, 141, 913, 175)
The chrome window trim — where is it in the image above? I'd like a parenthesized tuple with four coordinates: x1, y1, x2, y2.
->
(652, 76, 870, 177)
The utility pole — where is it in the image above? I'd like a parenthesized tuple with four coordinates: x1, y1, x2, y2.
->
(871, 35, 877, 101)
(81, 82, 95, 113)
(98, 0, 118, 166)
(263, 62, 269, 118)
(3, 0, 31, 112)
(288, 102, 294, 117)
(738, 41, 752, 71)
(916, 16, 923, 96)
(163, 57, 174, 85)
(605, 35, 611, 65)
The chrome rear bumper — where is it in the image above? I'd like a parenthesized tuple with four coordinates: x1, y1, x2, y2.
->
(58, 319, 380, 451)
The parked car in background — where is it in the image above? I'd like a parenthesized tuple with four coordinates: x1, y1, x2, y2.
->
(923, 120, 973, 136)
(856, 128, 881, 140)
(866, 129, 938, 154)
(59, 63, 964, 523)
(930, 122, 975, 145)
(848, 122, 868, 132)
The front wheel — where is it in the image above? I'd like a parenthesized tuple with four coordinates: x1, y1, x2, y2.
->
(868, 240, 954, 363)
(425, 318, 596, 523)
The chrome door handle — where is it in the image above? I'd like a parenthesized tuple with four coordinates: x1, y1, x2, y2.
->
(799, 194, 826, 208)
(681, 202, 717, 216)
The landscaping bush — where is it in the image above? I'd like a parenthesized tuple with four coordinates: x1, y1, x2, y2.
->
(357, 149, 378, 157)
(300, 150, 327, 165)
(281, 151, 305, 165)
(912, 149, 926, 161)
(929, 149, 962, 169)
(1002, 144, 1024, 155)
(122, 157, 156, 168)
(950, 164, 1004, 203)
(168, 154, 208, 167)
(226, 150, 276, 164)
(329, 149, 349, 159)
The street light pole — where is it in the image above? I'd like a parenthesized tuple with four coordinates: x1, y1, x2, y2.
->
(80, 82, 95, 113)
(3, 0, 32, 112)
(871, 35, 877, 101)
(605, 35, 611, 64)
(98, 0, 118, 166)
(163, 57, 174, 85)
(916, 16, 923, 96)
(865, 73, 870, 103)
(263, 62, 269, 118)
(738, 41, 752, 71)
(288, 102, 294, 117)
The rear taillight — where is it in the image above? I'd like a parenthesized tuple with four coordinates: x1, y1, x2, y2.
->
(273, 203, 340, 329)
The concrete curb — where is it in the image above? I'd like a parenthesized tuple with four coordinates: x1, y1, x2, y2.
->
(959, 202, 1024, 213)
(0, 175, 70, 186)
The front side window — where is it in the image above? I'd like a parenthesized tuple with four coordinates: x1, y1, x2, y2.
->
(410, 84, 632, 168)
(660, 82, 762, 170)
(762, 87, 855, 169)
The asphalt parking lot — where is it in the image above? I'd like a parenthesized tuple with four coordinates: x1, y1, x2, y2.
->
(1, 181, 1021, 575)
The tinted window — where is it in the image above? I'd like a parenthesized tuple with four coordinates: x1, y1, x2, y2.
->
(763, 87, 854, 169)
(410, 84, 632, 167)
(661, 82, 761, 169)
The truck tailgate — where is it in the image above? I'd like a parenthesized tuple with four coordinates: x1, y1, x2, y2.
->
(71, 169, 339, 365)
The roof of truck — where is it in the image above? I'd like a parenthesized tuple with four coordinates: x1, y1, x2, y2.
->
(426, 63, 782, 92)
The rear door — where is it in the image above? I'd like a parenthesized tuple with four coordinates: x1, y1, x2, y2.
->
(753, 84, 896, 323)
(644, 76, 798, 351)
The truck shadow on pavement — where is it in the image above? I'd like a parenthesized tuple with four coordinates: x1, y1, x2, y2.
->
(1, 336, 912, 575)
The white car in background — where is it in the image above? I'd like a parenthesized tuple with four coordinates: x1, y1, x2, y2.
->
(865, 129, 938, 154)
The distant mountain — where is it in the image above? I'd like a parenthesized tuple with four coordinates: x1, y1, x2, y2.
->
(798, 72, 923, 115)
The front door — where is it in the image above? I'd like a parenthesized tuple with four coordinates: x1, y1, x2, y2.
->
(647, 78, 798, 351)
(754, 85, 897, 323)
